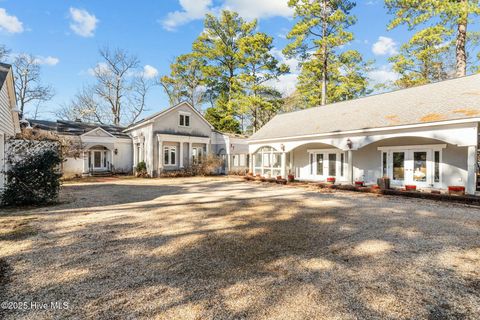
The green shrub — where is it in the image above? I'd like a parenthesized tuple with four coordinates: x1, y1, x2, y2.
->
(1, 150, 62, 206)
(135, 161, 149, 178)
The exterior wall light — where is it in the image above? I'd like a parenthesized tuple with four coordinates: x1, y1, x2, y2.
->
(347, 139, 353, 150)
(114, 148, 118, 155)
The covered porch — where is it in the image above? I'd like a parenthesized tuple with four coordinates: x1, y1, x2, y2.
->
(156, 133, 210, 173)
(248, 123, 479, 195)
(82, 144, 115, 175)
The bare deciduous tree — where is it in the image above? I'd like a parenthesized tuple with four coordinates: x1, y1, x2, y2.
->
(13, 53, 54, 119)
(60, 47, 155, 126)
(0, 45, 10, 61)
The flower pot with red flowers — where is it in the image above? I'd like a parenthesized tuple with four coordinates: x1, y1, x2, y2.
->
(276, 176, 283, 180)
(448, 186, 465, 196)
(287, 174, 295, 182)
(405, 185, 417, 191)
(355, 181, 364, 187)
(326, 177, 336, 185)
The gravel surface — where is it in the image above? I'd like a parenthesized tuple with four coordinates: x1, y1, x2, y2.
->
(0, 177, 479, 319)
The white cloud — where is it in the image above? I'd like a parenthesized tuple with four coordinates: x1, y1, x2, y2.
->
(161, 0, 293, 31)
(87, 62, 109, 76)
(69, 7, 98, 37)
(143, 65, 158, 79)
(34, 56, 60, 66)
(223, 0, 293, 20)
(372, 36, 398, 56)
(266, 48, 300, 96)
(162, 0, 212, 31)
(368, 65, 398, 86)
(0, 8, 23, 33)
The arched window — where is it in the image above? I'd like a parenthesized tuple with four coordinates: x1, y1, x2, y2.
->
(253, 147, 281, 177)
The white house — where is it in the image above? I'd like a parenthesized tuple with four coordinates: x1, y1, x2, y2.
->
(29, 119, 133, 178)
(0, 63, 20, 191)
(248, 74, 480, 195)
(124, 101, 249, 176)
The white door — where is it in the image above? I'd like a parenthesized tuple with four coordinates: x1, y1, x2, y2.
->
(386, 149, 432, 187)
(92, 151, 105, 170)
(310, 151, 345, 181)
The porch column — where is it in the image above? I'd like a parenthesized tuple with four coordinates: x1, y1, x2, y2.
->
(347, 150, 354, 184)
(281, 152, 287, 178)
(188, 142, 192, 166)
(83, 151, 88, 174)
(158, 138, 163, 174)
(110, 149, 114, 172)
(206, 142, 210, 156)
(249, 153, 253, 174)
(289, 151, 294, 176)
(179, 142, 184, 168)
(133, 143, 138, 168)
(466, 145, 477, 195)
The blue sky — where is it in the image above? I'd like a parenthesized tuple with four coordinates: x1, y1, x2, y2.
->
(0, 0, 474, 121)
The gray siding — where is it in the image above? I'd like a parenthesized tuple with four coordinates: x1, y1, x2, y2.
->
(0, 84, 15, 136)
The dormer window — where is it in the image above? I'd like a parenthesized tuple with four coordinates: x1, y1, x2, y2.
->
(179, 112, 190, 127)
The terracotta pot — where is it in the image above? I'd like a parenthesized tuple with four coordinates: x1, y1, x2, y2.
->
(326, 177, 336, 184)
(448, 186, 465, 196)
(276, 176, 283, 180)
(287, 174, 295, 182)
(355, 181, 364, 187)
(405, 185, 417, 191)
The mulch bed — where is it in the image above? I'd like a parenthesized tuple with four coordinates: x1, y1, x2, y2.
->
(243, 176, 480, 206)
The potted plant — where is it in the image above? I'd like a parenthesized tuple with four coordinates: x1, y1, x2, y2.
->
(326, 177, 336, 185)
(405, 185, 417, 191)
(448, 186, 465, 196)
(287, 174, 295, 182)
(355, 181, 364, 187)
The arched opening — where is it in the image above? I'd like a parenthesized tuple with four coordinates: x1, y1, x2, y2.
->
(288, 142, 345, 182)
(354, 136, 467, 189)
(85, 145, 113, 173)
(253, 146, 282, 177)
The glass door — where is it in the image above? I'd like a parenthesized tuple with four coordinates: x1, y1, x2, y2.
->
(391, 151, 405, 185)
(315, 154, 325, 179)
(410, 150, 430, 187)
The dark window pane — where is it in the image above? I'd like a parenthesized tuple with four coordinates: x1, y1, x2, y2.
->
(171, 149, 176, 164)
(382, 152, 388, 177)
(434, 151, 440, 182)
(413, 152, 427, 182)
(185, 116, 190, 126)
(393, 152, 405, 180)
(328, 153, 336, 176)
(164, 148, 169, 164)
(180, 115, 184, 126)
(340, 153, 344, 176)
(316, 154, 324, 175)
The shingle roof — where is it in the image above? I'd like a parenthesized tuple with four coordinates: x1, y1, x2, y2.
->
(0, 63, 11, 90)
(250, 74, 480, 141)
(29, 119, 130, 138)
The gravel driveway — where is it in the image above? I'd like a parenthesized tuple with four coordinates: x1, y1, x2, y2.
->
(0, 177, 479, 319)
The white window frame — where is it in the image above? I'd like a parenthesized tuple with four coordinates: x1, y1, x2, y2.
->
(239, 154, 246, 166)
(254, 147, 282, 177)
(164, 146, 177, 166)
(378, 144, 446, 187)
(178, 112, 191, 127)
(307, 149, 346, 180)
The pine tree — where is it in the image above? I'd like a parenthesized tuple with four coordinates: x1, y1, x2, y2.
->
(284, 0, 370, 107)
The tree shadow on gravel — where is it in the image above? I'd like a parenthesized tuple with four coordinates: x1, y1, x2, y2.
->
(1, 181, 479, 319)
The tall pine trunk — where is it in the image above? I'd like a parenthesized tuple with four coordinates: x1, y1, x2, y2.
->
(321, 0, 328, 106)
(456, 0, 468, 77)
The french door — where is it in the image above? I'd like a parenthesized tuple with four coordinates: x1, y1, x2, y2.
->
(382, 146, 443, 188)
(310, 151, 345, 180)
(92, 151, 107, 170)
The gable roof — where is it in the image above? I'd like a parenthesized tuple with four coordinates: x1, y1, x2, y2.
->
(250, 74, 480, 141)
(0, 63, 11, 90)
(124, 101, 214, 132)
(29, 119, 130, 138)
(81, 127, 115, 138)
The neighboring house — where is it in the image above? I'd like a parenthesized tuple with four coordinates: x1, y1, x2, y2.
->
(125, 101, 248, 176)
(248, 74, 480, 195)
(0, 63, 20, 191)
(29, 119, 132, 178)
